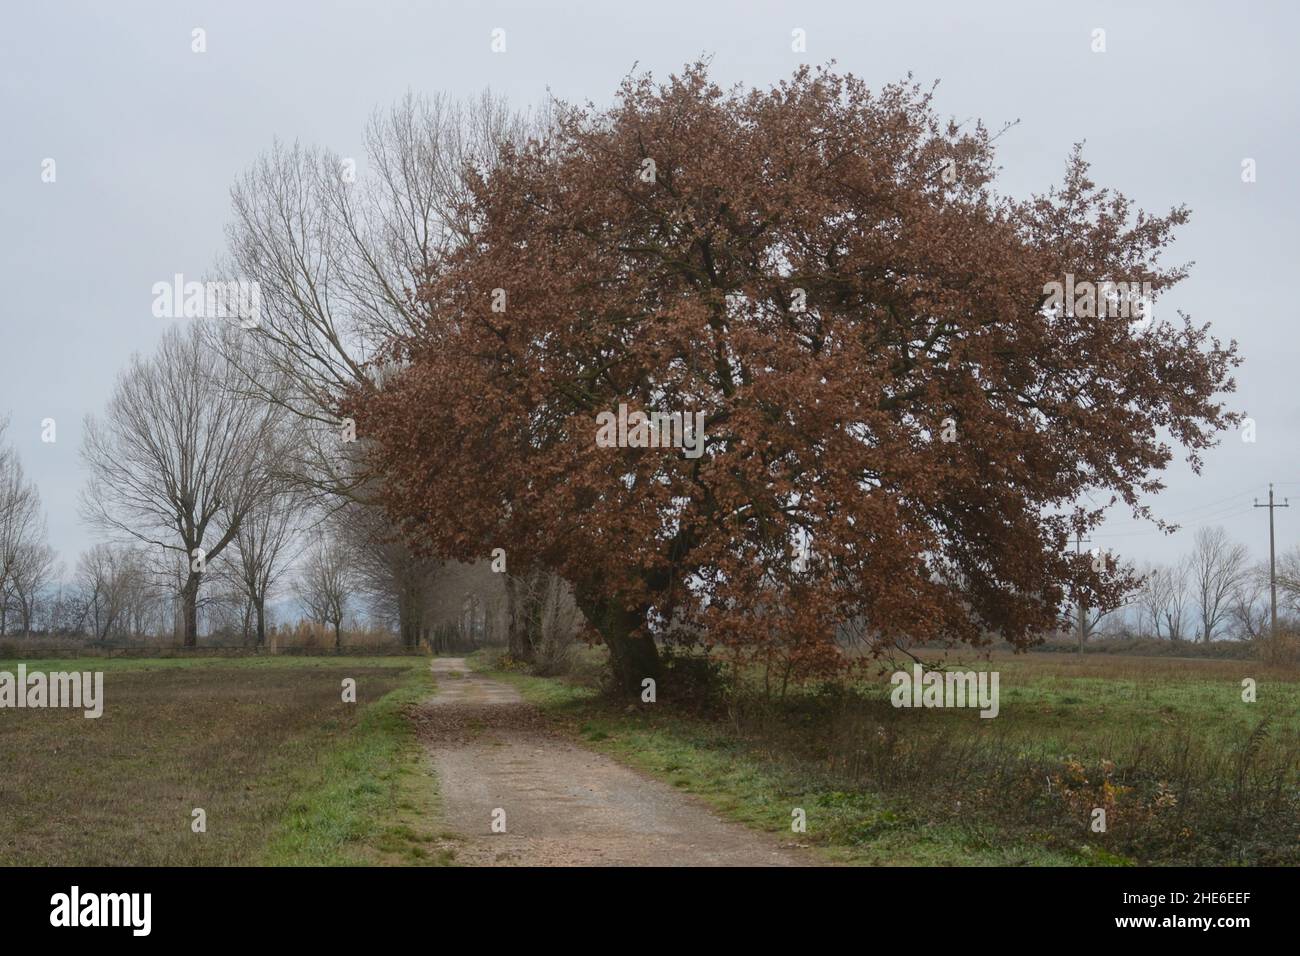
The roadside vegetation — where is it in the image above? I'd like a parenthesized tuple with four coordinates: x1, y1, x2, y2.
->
(470, 647, 1300, 866)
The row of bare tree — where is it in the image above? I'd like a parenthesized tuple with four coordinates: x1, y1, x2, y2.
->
(0, 92, 580, 659)
(3, 315, 574, 652)
(213, 89, 572, 659)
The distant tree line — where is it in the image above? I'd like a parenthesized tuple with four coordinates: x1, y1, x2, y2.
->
(1081, 525, 1299, 646)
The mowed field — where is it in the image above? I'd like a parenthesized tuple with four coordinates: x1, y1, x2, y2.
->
(0, 656, 447, 866)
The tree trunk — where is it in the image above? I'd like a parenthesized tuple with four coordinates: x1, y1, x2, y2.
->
(398, 589, 424, 649)
(605, 628, 660, 695)
(254, 597, 266, 647)
(182, 573, 200, 648)
(575, 588, 660, 695)
(333, 621, 342, 651)
(527, 577, 546, 654)
(506, 575, 534, 662)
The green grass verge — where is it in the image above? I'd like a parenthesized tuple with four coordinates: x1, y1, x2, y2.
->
(258, 659, 452, 866)
(466, 651, 1079, 865)
(466, 649, 1298, 866)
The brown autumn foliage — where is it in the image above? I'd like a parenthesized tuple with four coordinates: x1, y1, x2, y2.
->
(349, 63, 1241, 693)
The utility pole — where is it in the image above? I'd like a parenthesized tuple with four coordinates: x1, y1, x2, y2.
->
(1075, 532, 1092, 654)
(1254, 484, 1289, 640)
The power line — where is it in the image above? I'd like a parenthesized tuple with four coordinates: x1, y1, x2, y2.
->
(1090, 503, 1257, 539)
(1150, 484, 1269, 519)
(1082, 483, 1269, 541)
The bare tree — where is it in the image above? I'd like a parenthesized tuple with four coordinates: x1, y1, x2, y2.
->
(150, 548, 193, 642)
(1276, 545, 1300, 616)
(200, 558, 257, 644)
(229, 491, 301, 646)
(9, 541, 57, 635)
(1135, 563, 1168, 639)
(509, 569, 580, 675)
(1136, 560, 1191, 641)
(336, 500, 436, 647)
(0, 420, 49, 636)
(296, 533, 354, 649)
(38, 577, 85, 637)
(221, 93, 535, 499)
(1229, 562, 1270, 641)
(80, 322, 288, 645)
(219, 93, 544, 653)
(75, 543, 145, 641)
(1189, 525, 1251, 643)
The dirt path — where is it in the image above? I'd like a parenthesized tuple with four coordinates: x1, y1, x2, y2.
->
(412, 657, 814, 866)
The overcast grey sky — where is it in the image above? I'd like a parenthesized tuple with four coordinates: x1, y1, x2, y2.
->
(2, 0, 1297, 573)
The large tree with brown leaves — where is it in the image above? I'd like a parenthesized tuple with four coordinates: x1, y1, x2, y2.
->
(351, 64, 1240, 692)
